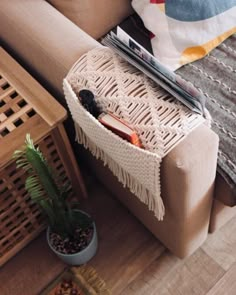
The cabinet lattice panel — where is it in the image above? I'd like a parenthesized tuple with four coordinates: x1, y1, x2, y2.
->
(0, 48, 86, 266)
(0, 134, 71, 265)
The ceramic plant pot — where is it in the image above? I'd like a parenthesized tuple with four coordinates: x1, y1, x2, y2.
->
(47, 211, 98, 265)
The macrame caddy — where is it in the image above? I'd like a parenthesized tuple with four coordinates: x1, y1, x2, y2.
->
(63, 47, 205, 220)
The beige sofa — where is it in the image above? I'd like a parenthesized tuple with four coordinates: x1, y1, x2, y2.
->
(1, 0, 235, 258)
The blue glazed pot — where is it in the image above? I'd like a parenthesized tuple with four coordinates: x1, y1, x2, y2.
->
(47, 210, 98, 265)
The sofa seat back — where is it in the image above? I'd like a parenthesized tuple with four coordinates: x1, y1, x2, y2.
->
(47, 0, 134, 39)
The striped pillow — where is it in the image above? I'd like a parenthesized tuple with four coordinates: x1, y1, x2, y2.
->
(132, 0, 236, 71)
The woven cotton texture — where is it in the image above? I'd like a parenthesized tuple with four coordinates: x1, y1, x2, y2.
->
(64, 47, 205, 220)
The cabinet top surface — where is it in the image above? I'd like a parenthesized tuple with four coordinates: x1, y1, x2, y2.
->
(0, 47, 67, 167)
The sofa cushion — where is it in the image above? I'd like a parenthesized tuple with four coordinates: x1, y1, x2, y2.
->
(47, 0, 134, 39)
(132, 0, 236, 71)
(214, 174, 236, 207)
(209, 199, 236, 233)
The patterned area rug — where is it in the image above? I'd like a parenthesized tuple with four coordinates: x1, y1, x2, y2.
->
(40, 265, 111, 295)
(178, 34, 236, 196)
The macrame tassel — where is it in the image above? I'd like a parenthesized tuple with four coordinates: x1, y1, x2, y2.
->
(75, 122, 165, 220)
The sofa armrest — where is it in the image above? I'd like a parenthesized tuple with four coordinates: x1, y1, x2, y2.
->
(86, 123, 219, 257)
(0, 0, 101, 105)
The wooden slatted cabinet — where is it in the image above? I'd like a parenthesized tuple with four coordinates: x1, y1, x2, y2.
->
(0, 47, 87, 266)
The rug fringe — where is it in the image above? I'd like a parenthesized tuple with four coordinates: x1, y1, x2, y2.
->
(71, 265, 111, 295)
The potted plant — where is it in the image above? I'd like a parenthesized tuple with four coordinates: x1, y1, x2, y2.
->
(14, 134, 97, 265)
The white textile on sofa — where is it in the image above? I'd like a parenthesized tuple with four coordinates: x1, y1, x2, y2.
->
(64, 47, 205, 220)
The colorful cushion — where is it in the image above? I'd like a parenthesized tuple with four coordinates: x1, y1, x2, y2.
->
(132, 0, 236, 70)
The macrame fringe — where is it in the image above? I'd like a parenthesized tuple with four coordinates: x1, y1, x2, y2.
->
(71, 265, 111, 295)
(75, 123, 165, 220)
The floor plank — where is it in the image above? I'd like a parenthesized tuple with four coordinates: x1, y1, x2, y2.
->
(0, 234, 65, 295)
(206, 262, 236, 295)
(121, 249, 225, 295)
(83, 183, 165, 294)
(1, 179, 235, 295)
(202, 214, 236, 271)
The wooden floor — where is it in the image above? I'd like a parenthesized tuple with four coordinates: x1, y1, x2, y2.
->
(1, 180, 236, 295)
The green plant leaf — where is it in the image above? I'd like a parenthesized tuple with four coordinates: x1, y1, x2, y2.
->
(13, 134, 92, 239)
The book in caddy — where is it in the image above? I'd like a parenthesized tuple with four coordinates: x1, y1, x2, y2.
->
(98, 112, 142, 148)
(102, 27, 207, 116)
(78, 89, 142, 148)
